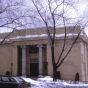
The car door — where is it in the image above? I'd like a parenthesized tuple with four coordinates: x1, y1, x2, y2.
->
(0, 77, 18, 88)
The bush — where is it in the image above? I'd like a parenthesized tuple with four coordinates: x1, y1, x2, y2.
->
(75, 72, 79, 81)
(6, 71, 10, 75)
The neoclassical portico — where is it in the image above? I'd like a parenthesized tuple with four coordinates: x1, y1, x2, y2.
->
(21, 44, 44, 76)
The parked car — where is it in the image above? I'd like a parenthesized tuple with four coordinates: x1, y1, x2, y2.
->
(0, 76, 30, 88)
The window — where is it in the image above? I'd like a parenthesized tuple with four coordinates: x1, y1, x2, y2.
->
(2, 77, 10, 82)
(30, 58, 38, 63)
(10, 78, 16, 82)
(15, 77, 25, 83)
(28, 45, 39, 54)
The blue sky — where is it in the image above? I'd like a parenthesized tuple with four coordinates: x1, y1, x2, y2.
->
(0, 0, 88, 35)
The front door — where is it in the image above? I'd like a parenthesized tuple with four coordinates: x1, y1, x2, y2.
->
(30, 63, 39, 77)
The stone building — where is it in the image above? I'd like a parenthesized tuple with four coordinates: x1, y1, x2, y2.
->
(0, 26, 88, 81)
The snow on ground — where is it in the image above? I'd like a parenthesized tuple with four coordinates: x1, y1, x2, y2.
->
(22, 76, 88, 88)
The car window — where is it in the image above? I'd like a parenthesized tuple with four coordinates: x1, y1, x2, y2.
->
(2, 77, 10, 82)
(9, 78, 16, 82)
(15, 77, 25, 83)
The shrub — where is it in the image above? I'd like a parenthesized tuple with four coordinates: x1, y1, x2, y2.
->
(6, 71, 10, 75)
(75, 72, 79, 81)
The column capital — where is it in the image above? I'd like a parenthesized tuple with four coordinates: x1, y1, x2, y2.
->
(37, 44, 43, 48)
(21, 45, 26, 49)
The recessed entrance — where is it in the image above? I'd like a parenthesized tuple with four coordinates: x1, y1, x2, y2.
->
(30, 59, 39, 77)
(30, 63, 39, 77)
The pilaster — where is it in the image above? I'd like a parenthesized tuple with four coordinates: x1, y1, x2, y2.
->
(21, 45, 26, 76)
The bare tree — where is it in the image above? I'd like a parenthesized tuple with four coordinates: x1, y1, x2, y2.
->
(25, 0, 87, 80)
(0, 0, 27, 44)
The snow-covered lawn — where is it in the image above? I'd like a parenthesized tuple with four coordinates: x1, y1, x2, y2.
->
(22, 76, 88, 88)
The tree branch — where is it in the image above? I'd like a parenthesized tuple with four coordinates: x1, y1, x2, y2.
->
(0, 30, 14, 45)
(57, 30, 81, 67)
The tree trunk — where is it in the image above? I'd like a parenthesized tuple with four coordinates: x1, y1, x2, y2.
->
(51, 43, 57, 81)
(53, 65, 57, 81)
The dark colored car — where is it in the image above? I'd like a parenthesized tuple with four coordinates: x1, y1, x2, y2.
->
(0, 76, 30, 88)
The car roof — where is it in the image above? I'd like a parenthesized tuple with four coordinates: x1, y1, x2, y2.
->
(0, 75, 20, 77)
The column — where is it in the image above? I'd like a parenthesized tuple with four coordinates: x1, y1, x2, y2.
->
(21, 45, 26, 76)
(38, 44, 43, 75)
(47, 44, 53, 76)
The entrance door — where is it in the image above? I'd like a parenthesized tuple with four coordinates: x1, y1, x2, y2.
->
(30, 63, 39, 77)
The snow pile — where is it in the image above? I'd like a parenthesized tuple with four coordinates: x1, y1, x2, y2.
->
(37, 76, 53, 82)
(22, 76, 88, 88)
(22, 77, 47, 88)
(10, 33, 82, 40)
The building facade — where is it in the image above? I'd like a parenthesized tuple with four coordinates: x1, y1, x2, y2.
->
(0, 26, 88, 81)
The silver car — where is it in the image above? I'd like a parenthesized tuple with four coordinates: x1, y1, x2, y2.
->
(0, 76, 30, 88)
